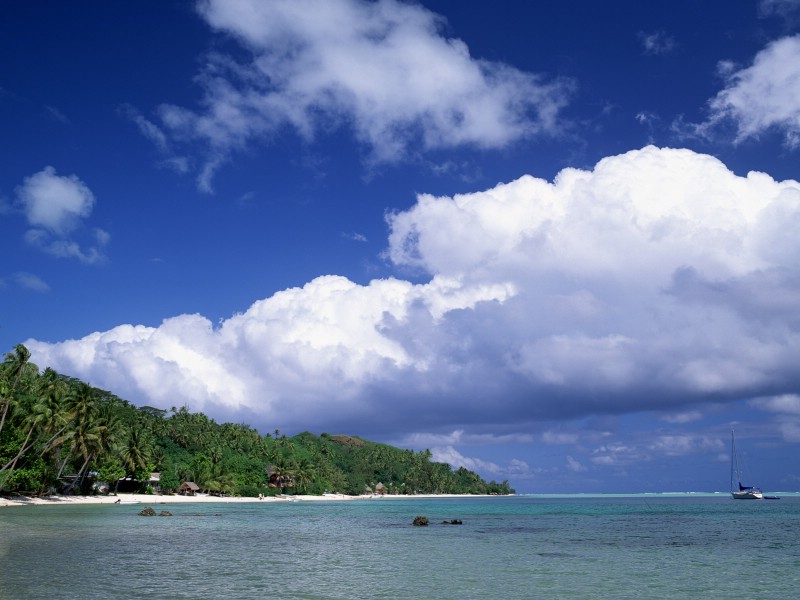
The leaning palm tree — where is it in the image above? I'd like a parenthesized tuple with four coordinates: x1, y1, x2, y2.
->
(0, 369, 69, 480)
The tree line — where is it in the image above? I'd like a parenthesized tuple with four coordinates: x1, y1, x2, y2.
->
(0, 344, 514, 497)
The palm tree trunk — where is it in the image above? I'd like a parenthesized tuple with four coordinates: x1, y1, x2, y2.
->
(0, 423, 36, 473)
(64, 454, 92, 494)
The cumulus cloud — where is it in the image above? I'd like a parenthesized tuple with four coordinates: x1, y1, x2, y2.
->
(15, 167, 109, 264)
(698, 35, 800, 148)
(147, 0, 572, 191)
(26, 147, 800, 438)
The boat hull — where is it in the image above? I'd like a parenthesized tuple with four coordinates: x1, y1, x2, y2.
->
(731, 490, 763, 500)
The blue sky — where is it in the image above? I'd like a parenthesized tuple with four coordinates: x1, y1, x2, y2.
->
(2, 0, 800, 493)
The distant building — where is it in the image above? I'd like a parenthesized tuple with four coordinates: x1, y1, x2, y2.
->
(179, 481, 200, 496)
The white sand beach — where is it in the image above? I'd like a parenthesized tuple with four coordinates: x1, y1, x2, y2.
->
(0, 492, 348, 508)
(0, 492, 494, 508)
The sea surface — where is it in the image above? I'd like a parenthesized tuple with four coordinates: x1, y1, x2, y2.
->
(1, 493, 798, 599)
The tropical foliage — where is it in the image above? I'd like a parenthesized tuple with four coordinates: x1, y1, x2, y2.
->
(0, 345, 514, 497)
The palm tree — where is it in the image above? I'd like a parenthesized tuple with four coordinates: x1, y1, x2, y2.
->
(292, 457, 317, 494)
(119, 426, 153, 480)
(0, 344, 34, 438)
(0, 369, 69, 477)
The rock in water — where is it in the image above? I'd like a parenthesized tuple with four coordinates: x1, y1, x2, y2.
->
(412, 516, 429, 526)
(138, 507, 156, 517)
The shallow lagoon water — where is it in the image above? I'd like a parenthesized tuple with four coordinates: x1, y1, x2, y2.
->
(1, 494, 798, 599)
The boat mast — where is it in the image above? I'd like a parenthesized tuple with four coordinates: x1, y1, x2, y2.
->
(730, 430, 737, 491)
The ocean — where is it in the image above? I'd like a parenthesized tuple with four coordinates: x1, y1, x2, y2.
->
(1, 494, 798, 599)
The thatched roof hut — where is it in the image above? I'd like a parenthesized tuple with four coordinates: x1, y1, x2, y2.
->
(179, 481, 200, 496)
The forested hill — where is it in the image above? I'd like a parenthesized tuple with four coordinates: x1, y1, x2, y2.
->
(0, 344, 514, 497)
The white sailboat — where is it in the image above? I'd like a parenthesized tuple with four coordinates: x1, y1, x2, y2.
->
(730, 429, 763, 500)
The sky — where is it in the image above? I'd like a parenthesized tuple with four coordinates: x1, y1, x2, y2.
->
(2, 0, 800, 494)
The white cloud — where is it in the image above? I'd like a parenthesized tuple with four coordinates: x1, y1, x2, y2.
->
(15, 167, 109, 264)
(399, 430, 533, 449)
(566, 455, 587, 472)
(430, 445, 531, 479)
(659, 411, 703, 424)
(638, 31, 675, 56)
(151, 0, 572, 190)
(26, 147, 800, 436)
(13, 272, 50, 293)
(430, 445, 502, 474)
(751, 393, 800, 443)
(759, 0, 800, 20)
(541, 431, 579, 445)
(751, 394, 800, 414)
(590, 444, 643, 467)
(777, 419, 800, 442)
(701, 35, 800, 148)
(28, 274, 513, 427)
(647, 435, 724, 457)
(16, 166, 95, 235)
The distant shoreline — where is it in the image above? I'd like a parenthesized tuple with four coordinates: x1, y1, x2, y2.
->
(0, 492, 502, 509)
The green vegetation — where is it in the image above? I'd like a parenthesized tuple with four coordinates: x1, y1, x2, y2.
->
(0, 344, 514, 497)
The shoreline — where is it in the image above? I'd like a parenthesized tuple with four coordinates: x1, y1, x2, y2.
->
(0, 492, 498, 509)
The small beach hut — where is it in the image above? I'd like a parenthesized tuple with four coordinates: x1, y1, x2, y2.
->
(179, 481, 200, 496)
(375, 482, 387, 495)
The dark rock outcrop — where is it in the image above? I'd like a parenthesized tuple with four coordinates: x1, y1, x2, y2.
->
(412, 515, 429, 526)
(138, 507, 156, 517)
(442, 519, 463, 525)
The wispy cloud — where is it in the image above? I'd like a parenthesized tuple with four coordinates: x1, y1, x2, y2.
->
(566, 455, 587, 472)
(751, 393, 800, 415)
(342, 231, 368, 243)
(759, 0, 800, 22)
(430, 445, 530, 479)
(143, 0, 573, 191)
(638, 30, 676, 55)
(659, 411, 704, 424)
(691, 35, 800, 148)
(13, 272, 50, 292)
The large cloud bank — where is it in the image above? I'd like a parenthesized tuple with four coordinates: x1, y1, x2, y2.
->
(27, 147, 800, 434)
(141, 0, 571, 191)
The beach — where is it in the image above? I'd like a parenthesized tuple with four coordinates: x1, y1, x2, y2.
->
(0, 491, 487, 508)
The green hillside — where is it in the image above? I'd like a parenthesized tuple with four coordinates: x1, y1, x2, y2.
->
(0, 344, 513, 497)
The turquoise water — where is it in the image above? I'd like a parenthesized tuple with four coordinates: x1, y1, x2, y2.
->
(1, 494, 798, 599)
